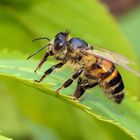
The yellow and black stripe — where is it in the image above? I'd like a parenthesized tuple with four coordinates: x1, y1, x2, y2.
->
(106, 70, 125, 103)
(95, 58, 125, 103)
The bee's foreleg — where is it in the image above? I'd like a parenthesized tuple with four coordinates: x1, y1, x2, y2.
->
(56, 69, 83, 93)
(34, 51, 52, 73)
(73, 81, 99, 99)
(34, 60, 66, 83)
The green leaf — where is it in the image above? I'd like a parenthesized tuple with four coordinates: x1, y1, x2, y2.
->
(0, 0, 139, 96)
(0, 53, 140, 140)
(8, 83, 134, 140)
(0, 82, 29, 138)
(0, 0, 140, 139)
(0, 134, 12, 140)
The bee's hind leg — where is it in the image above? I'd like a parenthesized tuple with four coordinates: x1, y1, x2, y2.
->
(56, 69, 83, 93)
(73, 81, 99, 99)
(73, 85, 85, 100)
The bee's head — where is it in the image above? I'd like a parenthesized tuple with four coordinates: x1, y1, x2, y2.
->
(27, 32, 69, 60)
(53, 32, 69, 52)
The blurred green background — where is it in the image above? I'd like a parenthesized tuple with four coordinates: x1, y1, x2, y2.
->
(0, 0, 140, 140)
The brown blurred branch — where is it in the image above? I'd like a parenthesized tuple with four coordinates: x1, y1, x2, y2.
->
(101, 0, 140, 16)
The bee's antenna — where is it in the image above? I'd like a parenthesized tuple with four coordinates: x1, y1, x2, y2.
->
(32, 37, 50, 42)
(27, 44, 51, 60)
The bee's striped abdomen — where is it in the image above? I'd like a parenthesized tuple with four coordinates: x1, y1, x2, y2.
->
(111, 81, 125, 103)
(99, 60, 125, 103)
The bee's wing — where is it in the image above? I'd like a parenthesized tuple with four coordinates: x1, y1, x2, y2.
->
(92, 47, 140, 77)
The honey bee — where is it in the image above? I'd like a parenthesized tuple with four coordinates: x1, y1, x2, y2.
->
(28, 32, 140, 103)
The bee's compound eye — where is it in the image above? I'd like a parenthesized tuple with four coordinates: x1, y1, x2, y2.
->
(54, 32, 68, 51)
(54, 39, 65, 51)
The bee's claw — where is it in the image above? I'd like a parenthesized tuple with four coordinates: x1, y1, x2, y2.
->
(72, 96, 79, 102)
(34, 67, 41, 73)
(34, 80, 40, 83)
(56, 86, 64, 94)
(34, 70, 37, 73)
(56, 89, 60, 94)
(67, 96, 79, 102)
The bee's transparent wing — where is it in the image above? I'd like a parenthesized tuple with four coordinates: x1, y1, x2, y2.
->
(92, 47, 140, 77)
